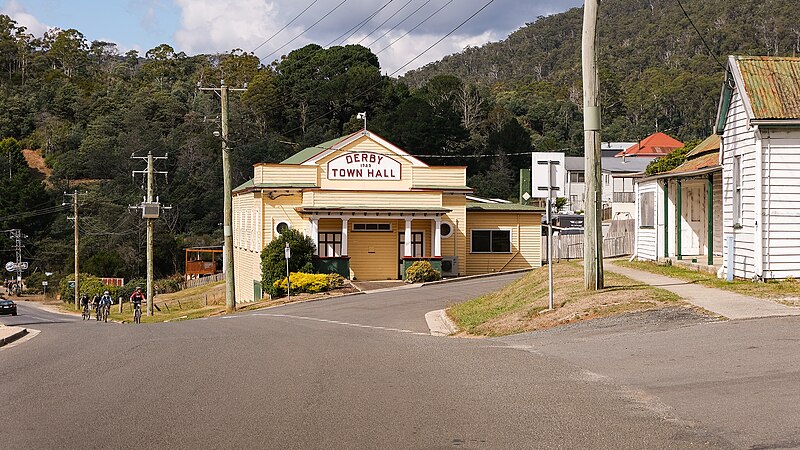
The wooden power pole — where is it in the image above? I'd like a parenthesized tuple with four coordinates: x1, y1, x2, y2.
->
(582, 0, 604, 290)
(65, 189, 85, 309)
(199, 80, 246, 313)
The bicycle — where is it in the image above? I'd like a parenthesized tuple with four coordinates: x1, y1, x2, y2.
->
(95, 304, 102, 321)
(102, 304, 109, 323)
(82, 303, 90, 321)
(133, 303, 142, 324)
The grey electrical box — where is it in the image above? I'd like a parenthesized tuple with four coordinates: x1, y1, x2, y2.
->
(142, 202, 161, 219)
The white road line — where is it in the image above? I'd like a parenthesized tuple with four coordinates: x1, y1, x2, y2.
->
(252, 313, 429, 336)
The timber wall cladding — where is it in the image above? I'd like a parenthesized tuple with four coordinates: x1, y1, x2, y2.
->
(762, 129, 800, 278)
(722, 87, 757, 278)
(465, 212, 541, 276)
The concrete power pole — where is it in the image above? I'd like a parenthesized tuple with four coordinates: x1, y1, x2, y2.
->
(132, 151, 168, 316)
(582, 0, 604, 290)
(199, 80, 246, 314)
(65, 190, 85, 309)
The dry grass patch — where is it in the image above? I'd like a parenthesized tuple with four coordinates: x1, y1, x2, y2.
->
(448, 261, 691, 337)
(615, 260, 800, 299)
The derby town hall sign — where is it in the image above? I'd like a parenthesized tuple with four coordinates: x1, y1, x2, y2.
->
(327, 152, 401, 181)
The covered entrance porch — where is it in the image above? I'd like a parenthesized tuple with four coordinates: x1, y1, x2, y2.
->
(296, 206, 451, 281)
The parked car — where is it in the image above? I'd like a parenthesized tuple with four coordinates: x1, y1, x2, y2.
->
(0, 299, 17, 315)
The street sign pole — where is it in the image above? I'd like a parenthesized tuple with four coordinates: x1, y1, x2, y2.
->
(284, 243, 291, 301)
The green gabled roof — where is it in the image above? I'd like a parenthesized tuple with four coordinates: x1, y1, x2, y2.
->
(280, 132, 359, 165)
(233, 179, 317, 193)
(466, 202, 543, 213)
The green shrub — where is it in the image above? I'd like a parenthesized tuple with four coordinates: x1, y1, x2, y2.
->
(273, 272, 329, 294)
(261, 228, 316, 296)
(405, 260, 441, 283)
(326, 273, 345, 290)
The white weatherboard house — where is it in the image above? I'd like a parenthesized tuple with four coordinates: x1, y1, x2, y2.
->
(635, 55, 800, 280)
(716, 56, 800, 280)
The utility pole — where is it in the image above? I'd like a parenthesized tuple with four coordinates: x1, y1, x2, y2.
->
(131, 151, 168, 316)
(7, 229, 25, 283)
(65, 190, 85, 309)
(199, 80, 247, 313)
(582, 0, 604, 290)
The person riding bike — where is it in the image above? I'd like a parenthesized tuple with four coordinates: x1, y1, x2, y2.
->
(130, 287, 144, 308)
(92, 293, 101, 320)
(80, 293, 90, 318)
(100, 291, 113, 321)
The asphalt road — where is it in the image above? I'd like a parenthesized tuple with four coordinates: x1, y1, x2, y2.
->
(0, 276, 791, 448)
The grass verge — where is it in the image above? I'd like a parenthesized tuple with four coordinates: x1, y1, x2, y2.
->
(447, 261, 693, 337)
(615, 260, 800, 302)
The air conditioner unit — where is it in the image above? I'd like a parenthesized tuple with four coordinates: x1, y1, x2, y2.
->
(441, 256, 459, 277)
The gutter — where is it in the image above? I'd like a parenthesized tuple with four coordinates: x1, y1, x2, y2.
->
(638, 166, 721, 183)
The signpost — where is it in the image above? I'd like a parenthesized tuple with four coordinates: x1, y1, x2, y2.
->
(532, 152, 565, 311)
(5, 261, 14, 272)
(284, 243, 291, 301)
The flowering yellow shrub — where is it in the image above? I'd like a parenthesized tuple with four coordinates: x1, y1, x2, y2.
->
(273, 272, 329, 294)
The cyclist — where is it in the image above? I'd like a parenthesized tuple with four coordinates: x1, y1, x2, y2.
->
(80, 293, 90, 319)
(100, 291, 113, 321)
(92, 293, 101, 320)
(130, 287, 145, 323)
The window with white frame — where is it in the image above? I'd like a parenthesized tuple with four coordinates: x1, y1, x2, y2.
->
(733, 155, 742, 225)
(318, 232, 342, 257)
(569, 172, 585, 183)
(352, 223, 392, 232)
(640, 191, 655, 228)
(471, 229, 511, 253)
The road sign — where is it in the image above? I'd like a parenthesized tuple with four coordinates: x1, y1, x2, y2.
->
(532, 152, 565, 199)
(41, 281, 48, 286)
(284, 243, 291, 259)
(5, 261, 15, 272)
(18, 262, 28, 270)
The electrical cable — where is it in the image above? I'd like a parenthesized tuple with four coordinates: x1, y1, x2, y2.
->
(328, 0, 397, 48)
(675, 0, 727, 72)
(251, 0, 320, 53)
(259, 0, 349, 63)
(371, 0, 450, 53)
(276, 0, 497, 138)
(355, 0, 418, 46)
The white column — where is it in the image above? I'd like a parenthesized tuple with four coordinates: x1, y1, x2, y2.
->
(404, 217, 412, 257)
(310, 217, 319, 251)
(434, 217, 442, 257)
(431, 220, 436, 257)
(341, 217, 349, 256)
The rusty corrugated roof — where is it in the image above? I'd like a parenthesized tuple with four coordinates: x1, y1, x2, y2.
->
(686, 134, 720, 158)
(667, 152, 719, 175)
(736, 56, 800, 120)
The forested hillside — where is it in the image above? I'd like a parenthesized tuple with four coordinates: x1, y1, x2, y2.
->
(1, 0, 799, 284)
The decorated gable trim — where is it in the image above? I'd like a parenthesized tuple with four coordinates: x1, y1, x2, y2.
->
(304, 130, 428, 168)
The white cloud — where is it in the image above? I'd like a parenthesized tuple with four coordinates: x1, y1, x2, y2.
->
(174, 0, 307, 57)
(171, 0, 581, 75)
(1, 0, 49, 37)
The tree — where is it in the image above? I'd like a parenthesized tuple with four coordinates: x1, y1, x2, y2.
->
(260, 228, 316, 296)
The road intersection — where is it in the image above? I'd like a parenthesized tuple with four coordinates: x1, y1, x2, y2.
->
(2, 275, 797, 448)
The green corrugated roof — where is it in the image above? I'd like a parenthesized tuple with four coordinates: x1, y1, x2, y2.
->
(737, 56, 800, 120)
(466, 202, 543, 212)
(233, 179, 316, 193)
(280, 133, 359, 164)
(412, 185, 472, 191)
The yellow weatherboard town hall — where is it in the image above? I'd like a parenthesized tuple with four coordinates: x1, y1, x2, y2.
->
(232, 129, 543, 302)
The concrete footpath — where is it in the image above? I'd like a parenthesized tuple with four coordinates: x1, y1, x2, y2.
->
(0, 325, 28, 347)
(606, 261, 800, 319)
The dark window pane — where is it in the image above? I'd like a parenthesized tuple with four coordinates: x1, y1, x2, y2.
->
(441, 223, 452, 237)
(472, 230, 491, 252)
(491, 230, 511, 253)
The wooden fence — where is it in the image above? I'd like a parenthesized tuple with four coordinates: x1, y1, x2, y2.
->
(180, 272, 224, 290)
(546, 219, 635, 260)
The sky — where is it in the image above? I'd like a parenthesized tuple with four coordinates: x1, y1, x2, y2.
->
(2, 0, 582, 75)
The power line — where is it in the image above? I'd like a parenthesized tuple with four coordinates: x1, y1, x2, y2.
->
(372, 0, 450, 53)
(251, 0, 320, 53)
(387, 0, 494, 77)
(675, 0, 727, 72)
(328, 0, 397, 48)
(259, 0, 349, 63)
(276, 0, 497, 138)
(356, 0, 419, 46)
